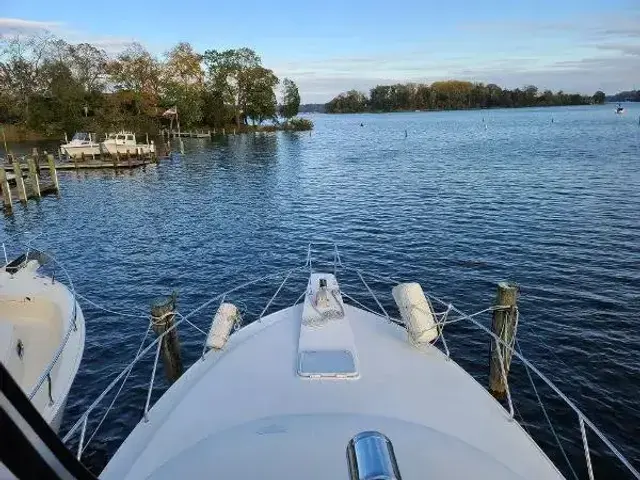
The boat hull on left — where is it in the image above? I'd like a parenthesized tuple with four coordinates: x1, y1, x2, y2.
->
(0, 257, 85, 433)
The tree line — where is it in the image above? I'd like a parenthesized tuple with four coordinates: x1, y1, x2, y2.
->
(0, 33, 307, 138)
(607, 90, 640, 102)
(326, 81, 607, 113)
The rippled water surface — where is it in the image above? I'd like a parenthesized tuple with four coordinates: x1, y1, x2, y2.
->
(2, 105, 640, 478)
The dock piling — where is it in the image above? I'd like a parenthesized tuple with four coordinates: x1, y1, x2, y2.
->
(27, 158, 41, 199)
(11, 159, 27, 203)
(32, 148, 41, 174)
(46, 154, 59, 192)
(151, 293, 183, 383)
(489, 282, 519, 398)
(0, 168, 12, 211)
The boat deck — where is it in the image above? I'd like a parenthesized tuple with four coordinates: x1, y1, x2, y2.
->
(103, 298, 563, 479)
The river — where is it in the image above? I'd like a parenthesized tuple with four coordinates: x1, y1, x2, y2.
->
(2, 104, 639, 478)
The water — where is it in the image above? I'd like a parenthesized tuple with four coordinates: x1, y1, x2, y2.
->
(2, 105, 640, 478)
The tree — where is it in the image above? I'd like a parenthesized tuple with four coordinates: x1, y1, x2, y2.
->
(592, 91, 606, 104)
(279, 78, 300, 120)
(67, 43, 108, 93)
(162, 42, 204, 127)
(203, 48, 262, 128)
(325, 90, 367, 113)
(107, 43, 161, 118)
(243, 66, 278, 125)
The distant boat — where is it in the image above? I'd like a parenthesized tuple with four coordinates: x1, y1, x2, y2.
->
(60, 132, 101, 158)
(101, 131, 155, 156)
(615, 104, 625, 114)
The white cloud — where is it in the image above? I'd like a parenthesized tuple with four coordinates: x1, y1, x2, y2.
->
(0, 18, 60, 34)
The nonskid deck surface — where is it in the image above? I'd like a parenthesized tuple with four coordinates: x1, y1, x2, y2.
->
(103, 301, 563, 480)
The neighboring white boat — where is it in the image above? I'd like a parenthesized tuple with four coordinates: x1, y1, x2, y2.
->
(0, 250, 85, 433)
(60, 132, 102, 158)
(5, 245, 637, 479)
(101, 131, 155, 156)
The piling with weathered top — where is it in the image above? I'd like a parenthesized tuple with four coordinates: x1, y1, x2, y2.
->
(151, 293, 183, 383)
(46, 154, 59, 192)
(11, 159, 27, 203)
(0, 168, 12, 210)
(27, 158, 41, 199)
(489, 282, 519, 398)
(32, 148, 41, 174)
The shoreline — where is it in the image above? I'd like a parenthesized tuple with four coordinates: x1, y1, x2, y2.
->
(1, 120, 313, 144)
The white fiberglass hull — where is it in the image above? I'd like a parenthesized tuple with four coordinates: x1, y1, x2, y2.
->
(60, 144, 102, 158)
(0, 260, 85, 432)
(101, 142, 155, 156)
(102, 274, 563, 480)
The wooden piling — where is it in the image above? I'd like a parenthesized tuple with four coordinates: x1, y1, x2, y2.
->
(489, 282, 519, 398)
(32, 148, 41, 174)
(11, 159, 27, 203)
(27, 158, 41, 199)
(46, 154, 59, 192)
(222, 128, 225, 135)
(126, 149, 131, 168)
(0, 168, 12, 211)
(151, 293, 183, 383)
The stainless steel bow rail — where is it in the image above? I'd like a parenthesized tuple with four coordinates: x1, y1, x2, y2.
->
(30, 242, 638, 479)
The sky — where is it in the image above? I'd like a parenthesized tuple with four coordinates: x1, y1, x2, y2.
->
(1, 0, 639, 102)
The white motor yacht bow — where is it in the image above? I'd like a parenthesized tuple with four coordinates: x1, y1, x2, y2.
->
(1, 244, 638, 480)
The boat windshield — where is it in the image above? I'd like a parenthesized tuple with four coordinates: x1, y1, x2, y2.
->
(71, 132, 89, 142)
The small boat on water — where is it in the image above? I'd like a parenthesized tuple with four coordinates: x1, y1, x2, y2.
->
(1, 244, 638, 479)
(0, 249, 85, 433)
(60, 132, 101, 158)
(616, 104, 625, 114)
(101, 131, 155, 156)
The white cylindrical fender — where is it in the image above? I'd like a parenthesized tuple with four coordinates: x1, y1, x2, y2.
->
(392, 283, 438, 345)
(206, 303, 239, 350)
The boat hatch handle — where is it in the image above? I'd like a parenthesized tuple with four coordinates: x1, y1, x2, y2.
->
(347, 431, 402, 480)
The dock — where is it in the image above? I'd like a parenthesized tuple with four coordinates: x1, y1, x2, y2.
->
(162, 129, 211, 138)
(1, 148, 164, 215)
(1, 152, 60, 213)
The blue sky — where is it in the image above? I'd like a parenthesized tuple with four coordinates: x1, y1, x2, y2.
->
(2, 0, 639, 102)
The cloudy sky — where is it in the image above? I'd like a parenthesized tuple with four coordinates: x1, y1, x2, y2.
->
(1, 0, 639, 102)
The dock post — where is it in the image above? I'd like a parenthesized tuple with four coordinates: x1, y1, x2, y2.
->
(126, 149, 131, 168)
(222, 128, 225, 135)
(46, 154, 59, 193)
(32, 148, 41, 174)
(27, 158, 41, 199)
(151, 293, 183, 383)
(0, 168, 12, 211)
(11, 159, 27, 203)
(489, 282, 519, 398)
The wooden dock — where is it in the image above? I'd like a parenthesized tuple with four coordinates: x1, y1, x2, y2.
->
(1, 153, 60, 213)
(1, 148, 164, 214)
(162, 129, 211, 138)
